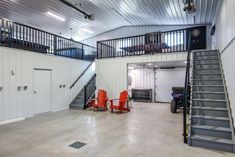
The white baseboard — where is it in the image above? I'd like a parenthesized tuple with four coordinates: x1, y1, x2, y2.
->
(0, 117, 25, 125)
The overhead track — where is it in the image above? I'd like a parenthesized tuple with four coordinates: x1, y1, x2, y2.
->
(58, 0, 94, 20)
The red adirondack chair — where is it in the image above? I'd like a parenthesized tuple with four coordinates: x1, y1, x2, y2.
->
(90, 89, 108, 111)
(109, 90, 130, 113)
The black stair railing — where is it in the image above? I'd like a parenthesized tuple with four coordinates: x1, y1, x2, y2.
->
(69, 62, 94, 89)
(183, 32, 192, 143)
(83, 74, 96, 109)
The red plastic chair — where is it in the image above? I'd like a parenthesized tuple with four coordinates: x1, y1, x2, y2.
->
(91, 89, 108, 111)
(109, 90, 130, 113)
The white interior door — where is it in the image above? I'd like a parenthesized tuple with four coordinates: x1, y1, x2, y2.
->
(155, 68, 185, 102)
(33, 70, 51, 114)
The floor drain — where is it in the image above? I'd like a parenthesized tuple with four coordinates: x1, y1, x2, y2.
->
(69, 141, 86, 149)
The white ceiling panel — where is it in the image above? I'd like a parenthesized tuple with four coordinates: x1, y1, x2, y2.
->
(0, 0, 219, 41)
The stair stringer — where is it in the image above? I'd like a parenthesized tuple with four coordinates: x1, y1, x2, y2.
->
(218, 50, 235, 152)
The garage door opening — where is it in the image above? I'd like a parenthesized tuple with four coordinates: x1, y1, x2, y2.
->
(127, 61, 186, 103)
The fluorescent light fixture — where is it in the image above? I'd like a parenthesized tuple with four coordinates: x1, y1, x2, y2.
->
(184, 61, 187, 64)
(81, 27, 93, 34)
(128, 67, 135, 70)
(46, 11, 65, 22)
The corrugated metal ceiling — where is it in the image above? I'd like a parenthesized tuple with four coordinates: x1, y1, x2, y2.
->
(0, 0, 219, 41)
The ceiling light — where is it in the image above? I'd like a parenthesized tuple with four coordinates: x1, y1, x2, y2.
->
(81, 27, 93, 34)
(46, 11, 65, 22)
(128, 67, 134, 70)
(184, 61, 187, 64)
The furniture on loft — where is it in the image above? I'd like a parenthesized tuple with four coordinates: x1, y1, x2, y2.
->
(90, 89, 108, 111)
(131, 89, 152, 102)
(121, 42, 169, 54)
(55, 47, 83, 59)
(109, 90, 130, 113)
(120, 32, 169, 54)
(1, 31, 50, 53)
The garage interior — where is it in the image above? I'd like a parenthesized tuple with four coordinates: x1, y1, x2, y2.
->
(0, 0, 235, 156)
(128, 61, 186, 103)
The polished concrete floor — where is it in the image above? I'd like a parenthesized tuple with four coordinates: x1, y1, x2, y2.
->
(0, 103, 234, 157)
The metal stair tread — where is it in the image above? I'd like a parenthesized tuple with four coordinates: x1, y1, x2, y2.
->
(194, 54, 218, 57)
(192, 106, 227, 111)
(192, 115, 229, 121)
(193, 98, 226, 102)
(70, 104, 83, 107)
(191, 124, 231, 132)
(193, 79, 222, 81)
(194, 62, 219, 65)
(72, 100, 84, 104)
(193, 73, 221, 75)
(193, 58, 219, 61)
(194, 68, 220, 70)
(193, 85, 223, 87)
(191, 135, 234, 145)
(193, 91, 225, 94)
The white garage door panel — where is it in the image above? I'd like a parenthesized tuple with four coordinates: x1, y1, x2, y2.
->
(155, 68, 185, 102)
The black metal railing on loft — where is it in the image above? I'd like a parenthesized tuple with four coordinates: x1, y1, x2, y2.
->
(96, 26, 207, 59)
(0, 18, 96, 61)
(97, 28, 188, 59)
(183, 32, 192, 143)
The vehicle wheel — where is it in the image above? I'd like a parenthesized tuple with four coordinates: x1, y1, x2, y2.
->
(171, 100, 177, 113)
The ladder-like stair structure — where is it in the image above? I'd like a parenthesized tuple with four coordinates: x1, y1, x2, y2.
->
(189, 50, 235, 152)
(70, 89, 85, 109)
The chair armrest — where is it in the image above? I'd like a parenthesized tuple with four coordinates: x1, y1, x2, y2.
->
(109, 98, 119, 102)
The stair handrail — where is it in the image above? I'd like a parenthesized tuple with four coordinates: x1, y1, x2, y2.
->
(183, 32, 192, 143)
(83, 74, 96, 109)
(69, 62, 94, 89)
(218, 50, 235, 146)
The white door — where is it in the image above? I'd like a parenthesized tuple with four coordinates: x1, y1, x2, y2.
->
(155, 68, 185, 102)
(33, 70, 51, 114)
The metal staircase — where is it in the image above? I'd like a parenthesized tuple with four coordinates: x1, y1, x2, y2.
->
(70, 74, 96, 110)
(70, 89, 85, 109)
(188, 50, 235, 152)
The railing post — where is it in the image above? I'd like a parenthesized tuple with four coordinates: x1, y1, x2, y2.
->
(83, 86, 87, 109)
(96, 42, 99, 59)
(82, 44, 84, 60)
(53, 35, 57, 54)
(183, 31, 191, 144)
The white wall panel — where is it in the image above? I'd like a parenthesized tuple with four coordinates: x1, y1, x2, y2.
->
(128, 69, 154, 90)
(0, 47, 92, 122)
(96, 52, 187, 99)
(3, 50, 10, 120)
(0, 51, 3, 121)
(214, 0, 235, 126)
(82, 25, 212, 49)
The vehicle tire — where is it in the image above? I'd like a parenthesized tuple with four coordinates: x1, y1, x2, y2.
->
(171, 100, 177, 113)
